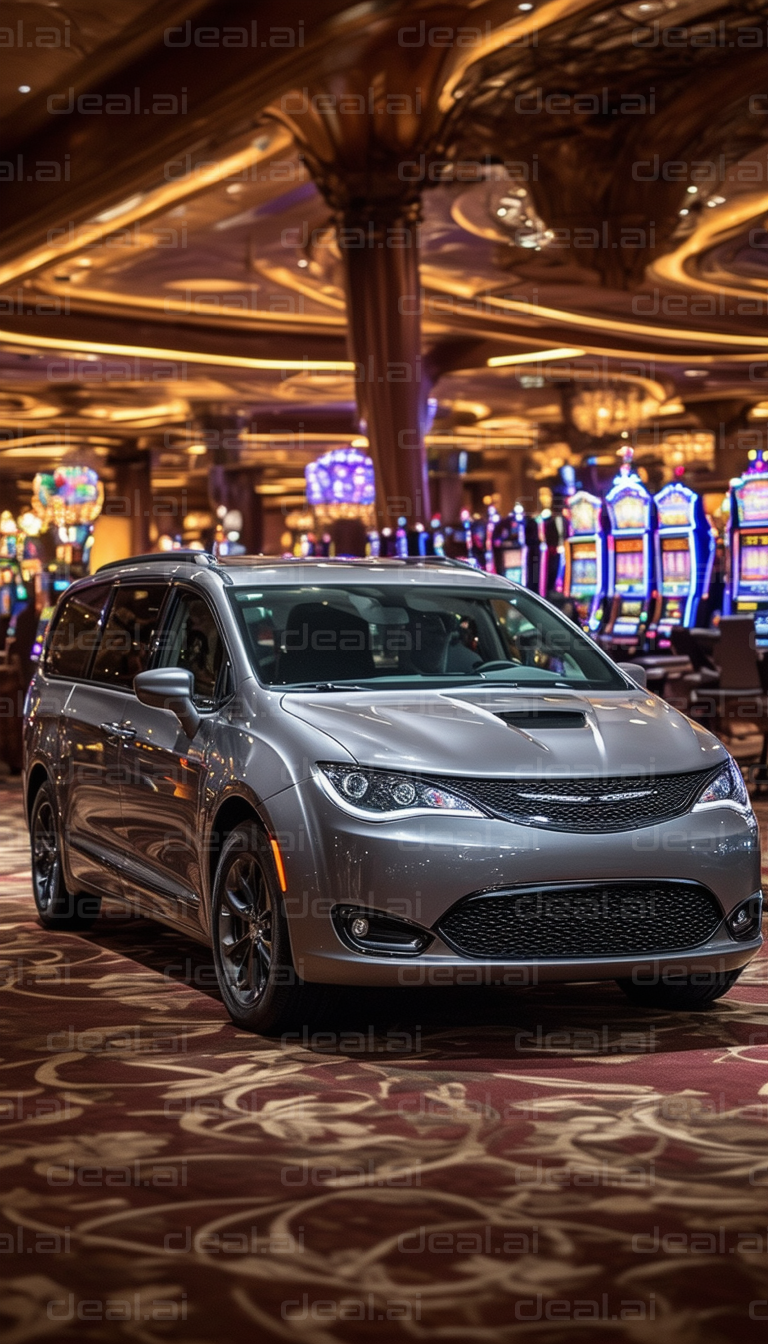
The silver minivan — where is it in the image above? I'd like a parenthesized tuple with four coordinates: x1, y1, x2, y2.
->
(24, 552, 762, 1033)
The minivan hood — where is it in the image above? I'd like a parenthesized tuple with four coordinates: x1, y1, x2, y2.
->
(281, 686, 726, 778)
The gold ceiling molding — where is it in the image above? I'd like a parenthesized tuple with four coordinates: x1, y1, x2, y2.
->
(0, 326, 355, 373)
(427, 290, 768, 351)
(437, 0, 602, 112)
(648, 191, 768, 302)
(0, 126, 294, 289)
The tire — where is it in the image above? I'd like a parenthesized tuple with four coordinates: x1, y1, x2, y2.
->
(211, 822, 330, 1035)
(29, 782, 102, 930)
(616, 967, 744, 1011)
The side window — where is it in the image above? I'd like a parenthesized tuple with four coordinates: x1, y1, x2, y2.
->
(91, 584, 168, 689)
(156, 590, 225, 706)
(45, 583, 110, 680)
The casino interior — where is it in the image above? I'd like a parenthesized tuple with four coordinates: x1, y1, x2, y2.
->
(2, 2, 768, 1340)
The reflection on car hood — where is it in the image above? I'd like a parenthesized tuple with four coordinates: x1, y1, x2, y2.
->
(281, 686, 727, 778)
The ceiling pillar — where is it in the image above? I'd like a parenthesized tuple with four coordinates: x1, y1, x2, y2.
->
(201, 411, 263, 554)
(339, 202, 431, 527)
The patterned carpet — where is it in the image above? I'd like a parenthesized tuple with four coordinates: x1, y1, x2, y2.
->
(1, 777, 768, 1342)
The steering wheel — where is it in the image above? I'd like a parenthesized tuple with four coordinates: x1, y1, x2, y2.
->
(473, 659, 520, 673)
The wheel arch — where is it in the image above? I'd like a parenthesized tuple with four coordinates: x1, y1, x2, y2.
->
(207, 792, 266, 903)
(26, 762, 51, 825)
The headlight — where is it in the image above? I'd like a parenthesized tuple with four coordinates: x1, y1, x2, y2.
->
(694, 759, 751, 811)
(317, 764, 483, 818)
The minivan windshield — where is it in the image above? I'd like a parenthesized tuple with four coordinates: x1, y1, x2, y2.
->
(229, 584, 627, 691)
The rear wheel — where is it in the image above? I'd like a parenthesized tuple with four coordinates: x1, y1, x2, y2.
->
(211, 822, 330, 1035)
(30, 783, 101, 929)
(616, 967, 744, 1011)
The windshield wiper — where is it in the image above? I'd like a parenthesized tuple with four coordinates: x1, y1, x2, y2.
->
(280, 681, 373, 692)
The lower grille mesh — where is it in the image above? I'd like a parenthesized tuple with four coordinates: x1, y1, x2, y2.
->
(437, 881, 723, 960)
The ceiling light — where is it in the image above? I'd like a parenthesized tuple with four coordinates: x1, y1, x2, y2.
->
(679, 209, 689, 216)
(18, 85, 31, 94)
(686, 186, 697, 194)
(684, 369, 708, 377)
(297, 258, 309, 268)
(226, 184, 243, 195)
(518, 2, 534, 8)
(488, 347, 584, 367)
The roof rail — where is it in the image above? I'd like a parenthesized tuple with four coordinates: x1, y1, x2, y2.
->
(96, 550, 216, 575)
(395, 555, 488, 572)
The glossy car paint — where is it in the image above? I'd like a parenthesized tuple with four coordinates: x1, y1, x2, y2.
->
(24, 556, 762, 987)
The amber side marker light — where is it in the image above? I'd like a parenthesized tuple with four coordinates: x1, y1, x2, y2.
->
(270, 838, 287, 892)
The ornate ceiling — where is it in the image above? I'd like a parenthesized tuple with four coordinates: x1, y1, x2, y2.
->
(1, 0, 768, 515)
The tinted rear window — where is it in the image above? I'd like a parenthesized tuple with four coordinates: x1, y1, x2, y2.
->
(90, 584, 168, 689)
(45, 584, 110, 680)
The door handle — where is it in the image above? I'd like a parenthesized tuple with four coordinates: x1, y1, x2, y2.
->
(100, 721, 136, 741)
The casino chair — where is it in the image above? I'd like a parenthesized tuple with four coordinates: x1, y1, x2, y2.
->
(688, 615, 768, 787)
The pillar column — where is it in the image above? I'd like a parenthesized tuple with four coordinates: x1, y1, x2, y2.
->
(110, 448, 152, 555)
(201, 411, 263, 554)
(339, 204, 431, 526)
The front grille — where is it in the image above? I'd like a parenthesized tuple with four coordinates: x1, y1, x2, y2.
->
(423, 766, 719, 831)
(437, 881, 724, 960)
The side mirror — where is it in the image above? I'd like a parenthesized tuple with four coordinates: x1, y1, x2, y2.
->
(133, 667, 201, 738)
(616, 662, 648, 690)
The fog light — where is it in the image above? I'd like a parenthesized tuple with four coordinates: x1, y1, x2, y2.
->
(334, 905, 433, 957)
(726, 894, 763, 941)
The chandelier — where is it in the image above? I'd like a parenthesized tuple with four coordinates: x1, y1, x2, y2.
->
(660, 431, 715, 472)
(571, 386, 660, 438)
(492, 187, 554, 250)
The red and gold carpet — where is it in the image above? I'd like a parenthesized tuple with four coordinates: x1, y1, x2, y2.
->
(1, 778, 768, 1342)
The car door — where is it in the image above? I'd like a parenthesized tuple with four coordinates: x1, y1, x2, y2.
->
(61, 580, 169, 899)
(117, 585, 230, 915)
(49, 581, 127, 899)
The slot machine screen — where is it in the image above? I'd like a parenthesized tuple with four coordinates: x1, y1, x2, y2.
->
(612, 599, 643, 636)
(570, 542, 597, 594)
(738, 531, 768, 597)
(660, 597, 684, 626)
(614, 537, 646, 596)
(502, 547, 524, 583)
(660, 536, 691, 595)
(0, 588, 10, 617)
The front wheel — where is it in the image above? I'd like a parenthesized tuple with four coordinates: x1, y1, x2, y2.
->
(211, 822, 330, 1035)
(616, 967, 744, 1011)
(30, 782, 101, 929)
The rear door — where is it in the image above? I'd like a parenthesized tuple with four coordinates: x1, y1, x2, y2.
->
(61, 580, 168, 898)
(117, 586, 230, 914)
(47, 581, 124, 898)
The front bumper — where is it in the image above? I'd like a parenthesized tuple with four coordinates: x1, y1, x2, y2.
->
(264, 776, 763, 987)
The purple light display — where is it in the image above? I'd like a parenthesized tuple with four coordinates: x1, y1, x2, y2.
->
(305, 448, 376, 510)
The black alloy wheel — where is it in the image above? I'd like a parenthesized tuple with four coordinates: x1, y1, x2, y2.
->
(211, 822, 330, 1035)
(30, 782, 102, 929)
(218, 852, 275, 1008)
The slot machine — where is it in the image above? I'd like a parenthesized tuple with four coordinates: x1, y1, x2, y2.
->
(537, 508, 566, 599)
(602, 462, 654, 650)
(726, 453, 768, 646)
(491, 505, 540, 589)
(650, 482, 716, 647)
(461, 510, 495, 571)
(0, 559, 27, 646)
(563, 491, 607, 632)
